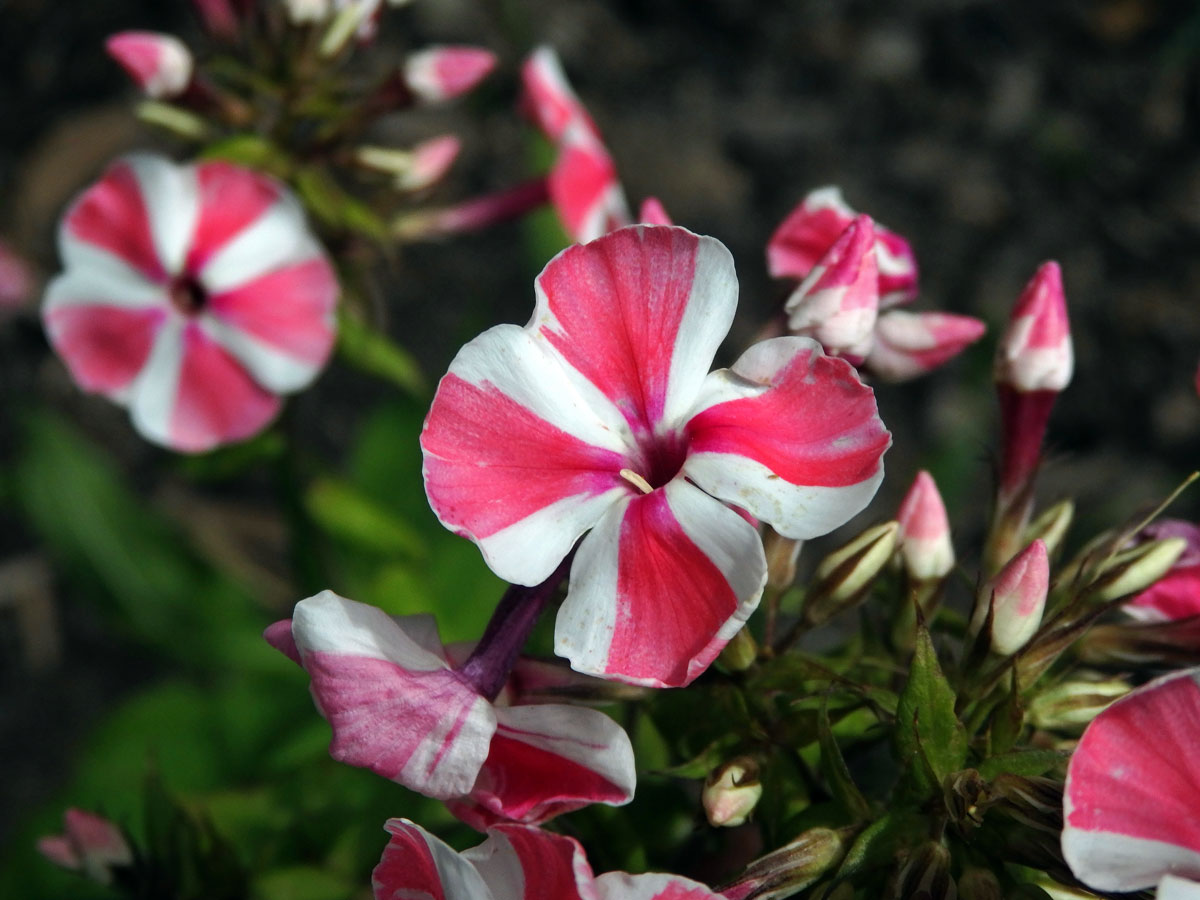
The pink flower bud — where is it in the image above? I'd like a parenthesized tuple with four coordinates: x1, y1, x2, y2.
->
(784, 215, 879, 354)
(995, 261, 1073, 393)
(401, 135, 461, 191)
(105, 32, 194, 100)
(638, 196, 673, 225)
(703, 758, 763, 827)
(989, 539, 1049, 655)
(38, 809, 132, 886)
(864, 310, 986, 382)
(404, 46, 497, 104)
(897, 470, 955, 582)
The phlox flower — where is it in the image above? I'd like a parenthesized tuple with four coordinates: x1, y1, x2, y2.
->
(265, 591, 636, 830)
(373, 818, 725, 900)
(1062, 668, 1200, 892)
(43, 154, 338, 452)
(422, 225, 890, 687)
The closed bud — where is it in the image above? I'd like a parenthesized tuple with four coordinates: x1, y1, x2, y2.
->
(1027, 678, 1131, 730)
(37, 809, 132, 886)
(1076, 617, 1200, 666)
(895, 841, 956, 900)
(721, 827, 846, 900)
(703, 757, 763, 828)
(284, 0, 332, 24)
(404, 46, 497, 104)
(806, 521, 900, 624)
(958, 868, 1003, 900)
(989, 774, 1063, 834)
(638, 196, 673, 225)
(990, 540, 1050, 656)
(1024, 500, 1074, 560)
(763, 528, 802, 589)
(784, 216, 880, 354)
(1085, 537, 1187, 603)
(865, 310, 986, 383)
(106, 32, 194, 100)
(897, 470, 955, 582)
(135, 101, 209, 139)
(995, 261, 1073, 394)
(319, 3, 369, 57)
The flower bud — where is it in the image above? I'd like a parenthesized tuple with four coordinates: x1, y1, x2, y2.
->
(404, 46, 498, 104)
(1024, 500, 1075, 560)
(284, 0, 332, 24)
(105, 31, 194, 100)
(1085, 537, 1187, 603)
(721, 827, 846, 900)
(864, 310, 986, 383)
(784, 215, 879, 354)
(638, 197, 673, 225)
(995, 261, 1073, 393)
(897, 470, 955, 582)
(805, 521, 900, 625)
(703, 758, 763, 827)
(763, 528, 802, 589)
(403, 136, 461, 191)
(1027, 677, 1131, 730)
(990, 540, 1050, 656)
(989, 774, 1063, 834)
(895, 841, 956, 900)
(958, 868, 1003, 900)
(37, 809, 132, 886)
(1076, 617, 1200, 666)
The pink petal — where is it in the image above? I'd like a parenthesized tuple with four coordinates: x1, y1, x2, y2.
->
(61, 157, 166, 282)
(465, 825, 599, 900)
(1127, 521, 1200, 621)
(263, 618, 300, 663)
(865, 310, 986, 382)
(684, 336, 890, 539)
(548, 124, 631, 242)
(373, 818, 491, 900)
(784, 216, 879, 352)
(168, 323, 281, 452)
(288, 592, 497, 799)
(185, 161, 283, 273)
(36, 836, 80, 871)
(400, 135, 462, 191)
(1062, 669, 1200, 891)
(405, 45, 497, 104)
(595, 872, 724, 900)
(43, 304, 165, 398)
(105, 31, 193, 99)
(520, 46, 600, 143)
(556, 479, 766, 688)
(638, 197, 673, 226)
(449, 703, 635, 828)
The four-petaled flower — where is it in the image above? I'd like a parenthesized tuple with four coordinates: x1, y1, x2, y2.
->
(43, 153, 338, 452)
(422, 225, 890, 687)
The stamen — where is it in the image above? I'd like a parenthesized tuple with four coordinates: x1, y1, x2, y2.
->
(619, 468, 654, 495)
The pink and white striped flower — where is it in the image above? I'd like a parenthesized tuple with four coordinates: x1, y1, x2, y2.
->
(783, 215, 879, 356)
(421, 225, 890, 687)
(373, 818, 724, 900)
(105, 32, 194, 100)
(1124, 520, 1200, 623)
(42, 154, 338, 452)
(768, 186, 918, 307)
(864, 310, 987, 383)
(896, 470, 955, 582)
(1062, 668, 1200, 892)
(404, 46, 498, 104)
(265, 591, 636, 829)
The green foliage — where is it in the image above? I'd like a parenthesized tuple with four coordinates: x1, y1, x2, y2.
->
(895, 627, 968, 797)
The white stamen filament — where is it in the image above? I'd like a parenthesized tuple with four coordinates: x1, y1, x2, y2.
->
(619, 468, 653, 495)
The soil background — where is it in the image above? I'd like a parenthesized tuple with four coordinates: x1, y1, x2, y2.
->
(2, 0, 1199, 852)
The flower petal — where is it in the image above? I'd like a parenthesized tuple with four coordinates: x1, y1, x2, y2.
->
(556, 478, 766, 688)
(464, 825, 598, 900)
(43, 304, 165, 399)
(405, 45, 497, 104)
(864, 310, 986, 382)
(684, 336, 890, 539)
(520, 46, 600, 143)
(1062, 669, 1200, 891)
(449, 703, 635, 828)
(126, 152, 200, 277)
(548, 124, 631, 243)
(422, 323, 631, 586)
(373, 818, 493, 900)
(185, 161, 284, 273)
(287, 592, 497, 799)
(532, 225, 737, 436)
(595, 872, 723, 900)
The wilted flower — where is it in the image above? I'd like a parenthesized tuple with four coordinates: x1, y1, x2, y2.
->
(266, 591, 636, 829)
(42, 154, 338, 452)
(1062, 668, 1200, 891)
(105, 32, 194, 100)
(422, 225, 889, 687)
(38, 809, 132, 886)
(404, 46, 497, 104)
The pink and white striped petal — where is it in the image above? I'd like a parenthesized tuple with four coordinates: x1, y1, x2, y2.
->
(864, 310, 987, 382)
(638, 197, 673, 226)
(404, 46, 497, 104)
(683, 337, 890, 540)
(43, 303, 165, 399)
(548, 124, 631, 242)
(464, 825, 598, 900)
(784, 215, 879, 353)
(995, 261, 1073, 393)
(595, 872, 725, 900)
(767, 186, 918, 306)
(1126, 521, 1200, 622)
(284, 591, 497, 799)
(105, 31, 193, 100)
(374, 819, 494, 900)
(520, 46, 601, 143)
(449, 703, 635, 829)
(1062, 668, 1200, 892)
(556, 479, 766, 688)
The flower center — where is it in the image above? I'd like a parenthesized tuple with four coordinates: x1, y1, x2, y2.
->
(621, 431, 689, 494)
(168, 275, 206, 316)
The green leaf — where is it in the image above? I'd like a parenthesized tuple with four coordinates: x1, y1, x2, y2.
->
(252, 867, 354, 900)
(835, 811, 921, 880)
(200, 135, 291, 178)
(305, 477, 426, 558)
(336, 310, 427, 398)
(977, 749, 1070, 780)
(894, 628, 968, 795)
(818, 703, 872, 822)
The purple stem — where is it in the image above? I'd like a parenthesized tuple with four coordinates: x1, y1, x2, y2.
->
(420, 178, 550, 236)
(456, 554, 572, 702)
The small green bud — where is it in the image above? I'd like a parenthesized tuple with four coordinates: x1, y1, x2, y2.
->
(1024, 500, 1074, 559)
(720, 827, 846, 900)
(1084, 537, 1186, 603)
(894, 841, 956, 900)
(1027, 678, 1131, 730)
(805, 522, 899, 625)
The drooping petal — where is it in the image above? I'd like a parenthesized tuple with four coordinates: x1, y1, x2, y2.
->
(282, 591, 497, 799)
(548, 124, 631, 242)
(1062, 669, 1200, 892)
(520, 46, 600, 143)
(464, 825, 598, 900)
(531, 225, 737, 437)
(864, 310, 986, 382)
(556, 478, 766, 688)
(405, 46, 497, 104)
(422, 324, 631, 587)
(595, 872, 725, 900)
(684, 336, 890, 540)
(373, 819, 494, 900)
(105, 31, 193, 99)
(449, 703, 635, 829)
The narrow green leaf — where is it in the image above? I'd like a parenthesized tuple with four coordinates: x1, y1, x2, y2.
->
(977, 749, 1070, 780)
(895, 627, 968, 794)
(818, 703, 872, 821)
(336, 310, 427, 398)
(305, 477, 426, 558)
(200, 134, 291, 178)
